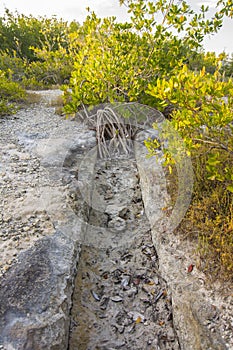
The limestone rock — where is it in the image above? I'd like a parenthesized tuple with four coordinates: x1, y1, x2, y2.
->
(0, 231, 80, 350)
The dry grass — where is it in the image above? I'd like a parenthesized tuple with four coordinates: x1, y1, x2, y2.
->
(167, 146, 233, 282)
(24, 92, 42, 104)
(24, 91, 64, 108)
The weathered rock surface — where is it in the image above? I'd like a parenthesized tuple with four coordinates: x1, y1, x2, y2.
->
(0, 231, 80, 350)
(135, 137, 230, 350)
(0, 91, 97, 349)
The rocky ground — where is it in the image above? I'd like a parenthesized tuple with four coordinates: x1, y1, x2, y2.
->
(0, 94, 57, 278)
(69, 156, 180, 349)
(0, 91, 232, 350)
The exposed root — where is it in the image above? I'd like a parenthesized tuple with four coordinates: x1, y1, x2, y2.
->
(77, 102, 164, 158)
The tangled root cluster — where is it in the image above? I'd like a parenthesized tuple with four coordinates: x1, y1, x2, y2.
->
(76, 102, 164, 158)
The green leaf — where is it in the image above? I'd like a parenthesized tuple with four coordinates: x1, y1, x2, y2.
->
(227, 185, 233, 193)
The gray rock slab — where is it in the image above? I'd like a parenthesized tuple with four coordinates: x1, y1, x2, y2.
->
(0, 231, 80, 350)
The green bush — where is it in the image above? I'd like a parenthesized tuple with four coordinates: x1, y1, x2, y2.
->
(22, 47, 73, 89)
(63, 11, 197, 114)
(145, 65, 233, 281)
(0, 51, 25, 81)
(0, 9, 77, 89)
(0, 70, 25, 116)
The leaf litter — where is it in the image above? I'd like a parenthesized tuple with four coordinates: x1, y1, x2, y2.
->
(68, 155, 180, 350)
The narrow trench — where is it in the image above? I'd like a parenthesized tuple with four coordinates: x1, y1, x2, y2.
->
(68, 154, 180, 350)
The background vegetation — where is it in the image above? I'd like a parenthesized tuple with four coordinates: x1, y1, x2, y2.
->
(0, 0, 232, 281)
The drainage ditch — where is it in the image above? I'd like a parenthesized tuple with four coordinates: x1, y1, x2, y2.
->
(67, 154, 180, 350)
(0, 96, 230, 350)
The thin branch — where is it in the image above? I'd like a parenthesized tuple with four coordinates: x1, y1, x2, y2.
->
(161, 0, 175, 26)
(193, 138, 233, 155)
